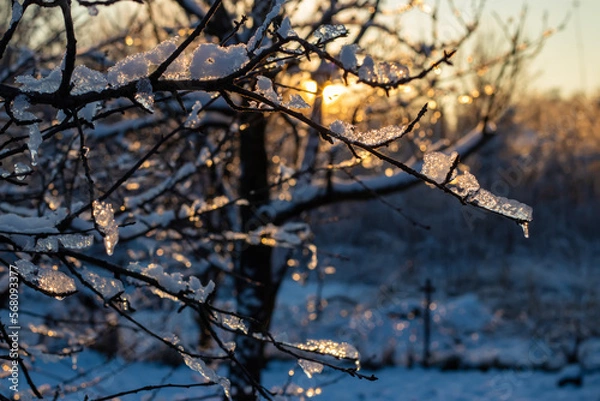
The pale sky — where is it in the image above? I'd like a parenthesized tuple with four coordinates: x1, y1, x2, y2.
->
(481, 0, 599, 96)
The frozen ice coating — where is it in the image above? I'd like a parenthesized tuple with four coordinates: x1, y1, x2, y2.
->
(14, 259, 76, 298)
(340, 44, 359, 71)
(421, 151, 459, 185)
(15, 68, 61, 93)
(135, 78, 155, 112)
(190, 43, 249, 80)
(471, 189, 533, 223)
(298, 359, 324, 378)
(11, 95, 36, 121)
(217, 313, 249, 334)
(28, 123, 42, 165)
(184, 101, 203, 128)
(182, 354, 232, 400)
(329, 120, 407, 147)
(92, 200, 119, 256)
(291, 339, 360, 360)
(81, 270, 124, 299)
(70, 65, 108, 95)
(449, 170, 480, 198)
(314, 24, 348, 42)
(358, 57, 409, 85)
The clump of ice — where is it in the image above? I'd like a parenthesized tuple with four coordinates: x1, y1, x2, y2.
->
(14, 259, 77, 299)
(11, 95, 36, 121)
(108, 37, 181, 87)
(314, 24, 348, 42)
(216, 313, 248, 334)
(285, 94, 310, 109)
(298, 359, 324, 378)
(14, 162, 31, 180)
(420, 151, 533, 236)
(277, 17, 297, 38)
(421, 151, 458, 185)
(71, 65, 108, 95)
(339, 44, 359, 71)
(93, 200, 119, 256)
(291, 339, 360, 360)
(256, 76, 281, 104)
(247, 0, 284, 52)
(82, 270, 124, 299)
(184, 101, 203, 128)
(190, 43, 249, 80)
(358, 56, 409, 85)
(15, 68, 61, 94)
(58, 234, 94, 249)
(329, 120, 407, 147)
(135, 78, 154, 112)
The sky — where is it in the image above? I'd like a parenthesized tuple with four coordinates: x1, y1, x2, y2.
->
(479, 0, 599, 96)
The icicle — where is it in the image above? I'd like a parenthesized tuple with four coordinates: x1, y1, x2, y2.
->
(93, 200, 119, 255)
(520, 221, 530, 238)
(28, 123, 42, 165)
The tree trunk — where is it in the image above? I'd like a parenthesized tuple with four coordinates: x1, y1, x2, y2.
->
(230, 113, 275, 401)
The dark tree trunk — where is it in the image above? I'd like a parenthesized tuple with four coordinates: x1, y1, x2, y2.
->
(230, 113, 275, 401)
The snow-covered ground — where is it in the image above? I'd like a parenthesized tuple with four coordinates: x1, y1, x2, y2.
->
(12, 350, 600, 400)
